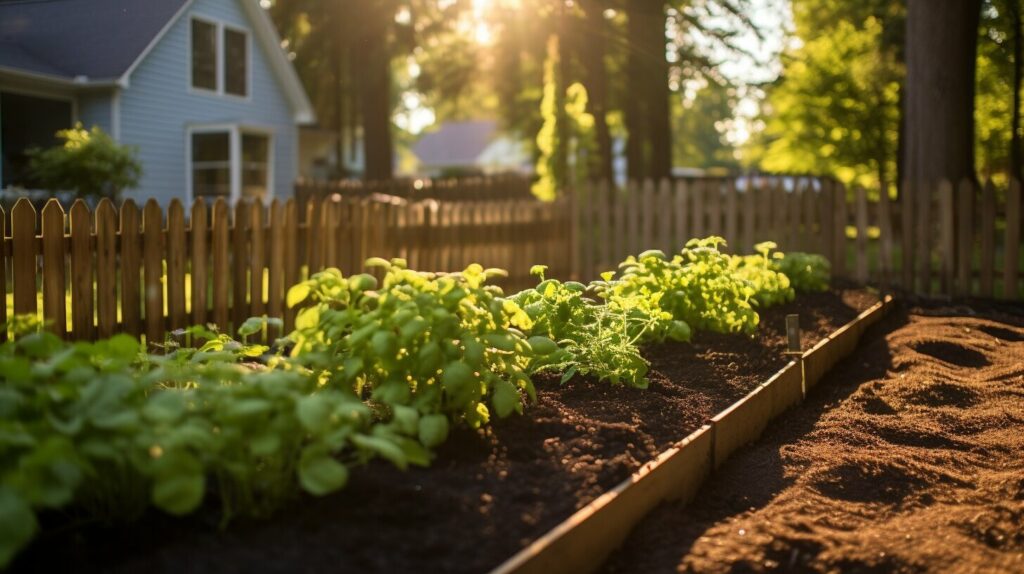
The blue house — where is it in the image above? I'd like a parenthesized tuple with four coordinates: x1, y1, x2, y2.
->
(0, 0, 314, 204)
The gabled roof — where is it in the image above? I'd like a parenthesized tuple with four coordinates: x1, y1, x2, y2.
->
(0, 0, 189, 82)
(413, 120, 500, 167)
(0, 0, 314, 123)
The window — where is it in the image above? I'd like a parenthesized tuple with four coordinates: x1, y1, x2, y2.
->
(241, 133, 269, 200)
(190, 17, 248, 97)
(191, 19, 217, 91)
(192, 132, 231, 198)
(190, 127, 272, 202)
(224, 28, 248, 97)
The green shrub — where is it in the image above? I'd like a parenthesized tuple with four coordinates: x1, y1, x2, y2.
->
(730, 241, 796, 307)
(773, 251, 831, 292)
(27, 123, 141, 199)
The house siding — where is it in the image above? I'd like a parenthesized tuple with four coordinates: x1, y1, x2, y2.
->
(77, 90, 114, 134)
(119, 0, 298, 205)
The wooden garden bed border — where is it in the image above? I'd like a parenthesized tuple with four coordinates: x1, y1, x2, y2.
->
(490, 294, 895, 574)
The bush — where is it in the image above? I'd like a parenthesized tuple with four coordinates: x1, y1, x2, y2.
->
(27, 123, 141, 200)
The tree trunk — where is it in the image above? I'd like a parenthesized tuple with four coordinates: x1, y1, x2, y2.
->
(579, 0, 614, 183)
(358, 2, 394, 182)
(1011, 0, 1022, 181)
(903, 0, 982, 187)
(625, 0, 648, 181)
(625, 0, 670, 181)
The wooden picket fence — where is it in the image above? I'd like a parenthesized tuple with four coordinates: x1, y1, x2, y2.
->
(570, 177, 1023, 300)
(1, 175, 1021, 343)
(0, 194, 571, 343)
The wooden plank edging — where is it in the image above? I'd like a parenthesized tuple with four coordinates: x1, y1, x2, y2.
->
(490, 294, 894, 574)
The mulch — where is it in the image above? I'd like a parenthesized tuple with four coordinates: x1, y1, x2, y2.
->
(11, 287, 878, 574)
(602, 300, 1024, 574)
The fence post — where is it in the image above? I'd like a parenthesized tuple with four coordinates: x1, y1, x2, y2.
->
(673, 179, 689, 250)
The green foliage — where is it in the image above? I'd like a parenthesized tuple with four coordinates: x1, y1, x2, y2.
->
(287, 259, 547, 430)
(0, 243, 832, 565)
(0, 319, 391, 566)
(533, 35, 567, 202)
(773, 251, 832, 293)
(27, 124, 141, 199)
(729, 242, 796, 307)
(751, 15, 901, 191)
(601, 238, 759, 336)
(510, 267, 651, 388)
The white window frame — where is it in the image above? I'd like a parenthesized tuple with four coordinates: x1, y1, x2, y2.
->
(187, 14, 252, 101)
(186, 123, 274, 205)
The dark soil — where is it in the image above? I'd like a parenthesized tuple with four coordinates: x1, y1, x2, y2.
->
(602, 301, 1024, 574)
(11, 287, 878, 574)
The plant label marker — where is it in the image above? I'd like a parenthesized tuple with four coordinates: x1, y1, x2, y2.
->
(785, 314, 801, 355)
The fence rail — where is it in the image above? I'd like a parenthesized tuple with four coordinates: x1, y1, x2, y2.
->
(1, 175, 1021, 343)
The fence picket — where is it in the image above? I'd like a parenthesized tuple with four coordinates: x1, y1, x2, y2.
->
(742, 180, 755, 252)
(211, 199, 230, 331)
(877, 182, 893, 292)
(938, 180, 955, 295)
(854, 186, 868, 283)
(120, 200, 142, 337)
(267, 200, 285, 340)
(283, 199, 299, 332)
(658, 179, 672, 253)
(1005, 178, 1021, 299)
(11, 199, 37, 319)
(980, 180, 996, 297)
(142, 200, 163, 346)
(0, 208, 5, 340)
(190, 200, 209, 326)
(232, 201, 251, 331)
(69, 200, 94, 340)
(167, 200, 187, 334)
(250, 202, 265, 320)
(41, 200, 66, 336)
(692, 180, 705, 238)
(956, 179, 975, 296)
(673, 180, 689, 249)
(833, 183, 848, 279)
(724, 179, 738, 252)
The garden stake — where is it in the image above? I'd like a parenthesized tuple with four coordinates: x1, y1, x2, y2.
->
(784, 314, 802, 356)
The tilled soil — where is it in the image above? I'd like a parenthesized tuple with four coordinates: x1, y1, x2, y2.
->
(12, 288, 877, 574)
(603, 302, 1024, 574)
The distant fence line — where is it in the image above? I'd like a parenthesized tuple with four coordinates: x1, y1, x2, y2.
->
(0, 175, 1020, 343)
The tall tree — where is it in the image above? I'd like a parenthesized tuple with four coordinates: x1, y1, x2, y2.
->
(625, 0, 672, 180)
(903, 0, 983, 185)
(578, 0, 615, 183)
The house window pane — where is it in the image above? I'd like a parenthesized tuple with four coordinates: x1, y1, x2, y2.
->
(191, 19, 217, 91)
(224, 28, 247, 97)
(192, 132, 230, 198)
(241, 133, 269, 200)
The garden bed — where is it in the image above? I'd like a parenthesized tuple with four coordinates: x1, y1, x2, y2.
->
(11, 286, 878, 574)
(601, 300, 1024, 573)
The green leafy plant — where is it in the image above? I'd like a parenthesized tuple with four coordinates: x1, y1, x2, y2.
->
(600, 238, 758, 336)
(0, 318, 395, 566)
(730, 241, 796, 307)
(510, 265, 651, 388)
(286, 259, 557, 441)
(27, 123, 141, 200)
(773, 251, 831, 292)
